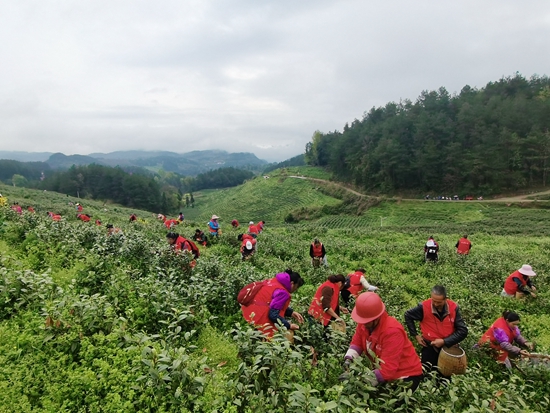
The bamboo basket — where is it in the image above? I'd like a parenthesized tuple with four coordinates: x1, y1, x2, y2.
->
(438, 346, 467, 377)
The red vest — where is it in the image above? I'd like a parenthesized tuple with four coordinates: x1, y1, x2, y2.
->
(456, 238, 471, 254)
(311, 243, 323, 257)
(248, 225, 259, 234)
(308, 281, 340, 326)
(241, 277, 290, 337)
(174, 236, 191, 252)
(165, 219, 178, 228)
(503, 271, 527, 295)
(419, 299, 457, 341)
(479, 317, 517, 362)
(351, 313, 423, 381)
(241, 237, 257, 252)
(347, 271, 365, 295)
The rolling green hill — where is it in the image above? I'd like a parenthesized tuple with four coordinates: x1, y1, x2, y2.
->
(181, 171, 342, 224)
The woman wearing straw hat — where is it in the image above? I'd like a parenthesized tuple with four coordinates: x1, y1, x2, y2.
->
(207, 215, 220, 237)
(501, 265, 537, 298)
(341, 293, 423, 389)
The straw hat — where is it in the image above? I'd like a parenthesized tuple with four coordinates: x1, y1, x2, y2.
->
(518, 264, 536, 277)
(211, 215, 219, 220)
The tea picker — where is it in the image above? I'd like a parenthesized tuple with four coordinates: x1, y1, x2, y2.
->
(240, 270, 304, 338)
(424, 236, 439, 262)
(501, 264, 537, 298)
(404, 285, 468, 375)
(477, 311, 535, 369)
(310, 238, 327, 267)
(341, 293, 423, 389)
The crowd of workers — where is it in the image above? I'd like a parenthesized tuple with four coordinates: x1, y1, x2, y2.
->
(0, 196, 545, 397)
(240, 263, 540, 390)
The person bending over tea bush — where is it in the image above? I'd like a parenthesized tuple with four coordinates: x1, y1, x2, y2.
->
(342, 293, 423, 389)
(240, 269, 304, 338)
(477, 310, 534, 369)
(501, 264, 537, 298)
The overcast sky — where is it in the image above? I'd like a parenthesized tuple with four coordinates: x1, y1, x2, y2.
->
(1, 1, 549, 162)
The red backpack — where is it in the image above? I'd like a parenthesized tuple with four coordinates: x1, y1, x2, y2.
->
(237, 280, 266, 306)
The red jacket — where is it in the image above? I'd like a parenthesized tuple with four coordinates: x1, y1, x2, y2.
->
(77, 214, 91, 222)
(241, 277, 291, 337)
(349, 313, 422, 382)
(308, 281, 340, 326)
(165, 219, 179, 228)
(420, 299, 457, 341)
(240, 235, 257, 253)
(479, 317, 517, 362)
(347, 271, 365, 296)
(248, 224, 259, 235)
(456, 238, 471, 254)
(503, 271, 527, 295)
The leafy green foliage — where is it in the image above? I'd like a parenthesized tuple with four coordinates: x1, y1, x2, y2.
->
(0, 184, 550, 411)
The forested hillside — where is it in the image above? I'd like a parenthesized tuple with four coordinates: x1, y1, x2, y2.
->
(306, 74, 550, 195)
(33, 164, 255, 214)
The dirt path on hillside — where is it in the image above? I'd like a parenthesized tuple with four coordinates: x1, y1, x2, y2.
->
(287, 175, 367, 197)
(491, 189, 550, 202)
(287, 175, 550, 202)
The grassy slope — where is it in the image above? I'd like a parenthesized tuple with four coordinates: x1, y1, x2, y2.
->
(2, 176, 550, 410)
(182, 172, 342, 224)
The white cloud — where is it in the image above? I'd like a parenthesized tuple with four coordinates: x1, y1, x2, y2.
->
(0, 0, 549, 162)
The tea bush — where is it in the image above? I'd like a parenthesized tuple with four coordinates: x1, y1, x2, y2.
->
(2, 186, 550, 411)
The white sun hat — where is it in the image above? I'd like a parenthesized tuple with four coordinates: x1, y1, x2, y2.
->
(518, 264, 536, 277)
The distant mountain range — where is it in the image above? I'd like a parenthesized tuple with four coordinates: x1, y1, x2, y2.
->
(0, 150, 268, 176)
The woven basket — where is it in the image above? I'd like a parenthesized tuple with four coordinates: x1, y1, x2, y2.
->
(438, 346, 467, 377)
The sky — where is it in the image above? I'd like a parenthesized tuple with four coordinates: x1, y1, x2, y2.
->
(1, 1, 549, 162)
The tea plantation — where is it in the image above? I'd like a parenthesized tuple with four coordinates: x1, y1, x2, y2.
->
(1, 180, 550, 412)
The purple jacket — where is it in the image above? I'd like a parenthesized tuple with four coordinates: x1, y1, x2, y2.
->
(268, 272, 294, 329)
(270, 272, 292, 310)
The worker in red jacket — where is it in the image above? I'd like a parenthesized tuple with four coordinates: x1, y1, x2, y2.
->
(501, 265, 536, 298)
(342, 293, 423, 389)
(310, 238, 327, 267)
(404, 285, 468, 373)
(309, 275, 348, 330)
(341, 268, 379, 306)
(477, 311, 534, 368)
(238, 233, 257, 260)
(241, 270, 305, 338)
(248, 221, 259, 238)
(77, 213, 91, 222)
(166, 232, 197, 268)
(164, 219, 179, 229)
(455, 235, 472, 255)
(166, 232, 192, 252)
(424, 236, 439, 262)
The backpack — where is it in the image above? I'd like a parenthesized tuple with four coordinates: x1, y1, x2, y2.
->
(237, 280, 266, 306)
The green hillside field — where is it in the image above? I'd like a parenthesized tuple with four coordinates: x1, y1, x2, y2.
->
(1, 180, 550, 412)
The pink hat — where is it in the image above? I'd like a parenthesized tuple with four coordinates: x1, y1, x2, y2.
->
(518, 264, 536, 277)
(211, 215, 219, 220)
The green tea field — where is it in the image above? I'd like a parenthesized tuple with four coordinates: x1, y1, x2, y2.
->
(1, 180, 550, 412)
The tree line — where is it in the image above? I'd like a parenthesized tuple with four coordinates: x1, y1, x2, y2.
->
(0, 162, 255, 213)
(305, 74, 550, 195)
